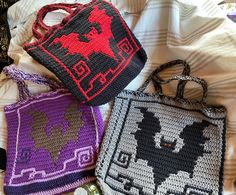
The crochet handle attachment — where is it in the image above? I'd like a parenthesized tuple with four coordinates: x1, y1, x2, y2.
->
(2, 65, 63, 101)
(153, 75, 208, 103)
(138, 59, 190, 98)
(32, 1, 96, 39)
(33, 3, 77, 39)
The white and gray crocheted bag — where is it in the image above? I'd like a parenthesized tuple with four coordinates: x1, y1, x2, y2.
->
(96, 60, 226, 195)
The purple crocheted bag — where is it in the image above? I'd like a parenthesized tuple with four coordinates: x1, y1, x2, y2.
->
(3, 65, 104, 195)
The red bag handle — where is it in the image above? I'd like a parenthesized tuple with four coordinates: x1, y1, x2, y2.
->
(32, 1, 96, 39)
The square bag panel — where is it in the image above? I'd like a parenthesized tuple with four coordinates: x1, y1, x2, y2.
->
(3, 65, 104, 195)
(96, 60, 227, 195)
(23, 0, 147, 106)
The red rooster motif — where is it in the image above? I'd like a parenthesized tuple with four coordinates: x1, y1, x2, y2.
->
(52, 5, 117, 61)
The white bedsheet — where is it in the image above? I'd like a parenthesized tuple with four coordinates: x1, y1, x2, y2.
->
(0, 0, 235, 194)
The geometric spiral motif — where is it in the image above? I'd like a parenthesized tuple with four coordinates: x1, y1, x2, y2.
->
(114, 151, 132, 168)
(17, 148, 31, 164)
(166, 184, 213, 195)
(77, 146, 94, 168)
(118, 38, 133, 55)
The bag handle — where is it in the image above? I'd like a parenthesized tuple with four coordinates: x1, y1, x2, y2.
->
(138, 59, 191, 98)
(32, 1, 96, 39)
(33, 3, 78, 39)
(154, 75, 208, 103)
(3, 65, 63, 101)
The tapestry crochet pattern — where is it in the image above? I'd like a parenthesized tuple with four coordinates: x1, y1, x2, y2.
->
(24, 0, 147, 105)
(4, 91, 104, 194)
(96, 95, 226, 195)
(51, 5, 116, 61)
(30, 102, 84, 162)
(135, 107, 215, 194)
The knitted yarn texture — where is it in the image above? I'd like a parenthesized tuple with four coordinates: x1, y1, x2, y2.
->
(96, 76, 226, 195)
(3, 66, 104, 194)
(24, 0, 147, 106)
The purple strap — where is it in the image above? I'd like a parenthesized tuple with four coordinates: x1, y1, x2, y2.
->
(3, 65, 63, 101)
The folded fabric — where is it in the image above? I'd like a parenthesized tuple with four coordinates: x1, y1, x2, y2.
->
(0, 172, 4, 195)
(5, 0, 236, 193)
(96, 60, 227, 195)
(3, 65, 104, 194)
(23, 0, 147, 106)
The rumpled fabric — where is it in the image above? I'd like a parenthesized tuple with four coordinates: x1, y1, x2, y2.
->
(0, 0, 235, 194)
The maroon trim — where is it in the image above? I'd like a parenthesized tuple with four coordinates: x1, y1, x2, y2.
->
(33, 4, 75, 39)
(24, 0, 138, 50)
(24, 0, 99, 48)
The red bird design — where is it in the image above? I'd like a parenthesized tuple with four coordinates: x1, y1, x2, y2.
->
(52, 5, 117, 61)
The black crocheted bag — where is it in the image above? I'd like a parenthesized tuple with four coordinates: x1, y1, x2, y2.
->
(96, 60, 226, 195)
(23, 0, 147, 105)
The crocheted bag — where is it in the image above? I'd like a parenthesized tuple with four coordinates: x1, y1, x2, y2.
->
(23, 0, 147, 106)
(96, 60, 226, 195)
(3, 65, 104, 195)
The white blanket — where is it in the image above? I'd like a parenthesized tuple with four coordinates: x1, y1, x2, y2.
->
(0, 0, 235, 194)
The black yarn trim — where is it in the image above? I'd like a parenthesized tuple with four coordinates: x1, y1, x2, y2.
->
(117, 89, 226, 114)
(117, 97, 226, 120)
(218, 118, 227, 195)
(104, 100, 132, 182)
(4, 169, 95, 194)
(101, 98, 226, 194)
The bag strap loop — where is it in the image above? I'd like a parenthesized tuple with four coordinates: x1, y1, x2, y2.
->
(154, 75, 208, 102)
(33, 3, 77, 39)
(138, 59, 191, 98)
(32, 1, 97, 39)
(3, 65, 62, 101)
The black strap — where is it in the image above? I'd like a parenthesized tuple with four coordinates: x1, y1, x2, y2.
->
(138, 59, 191, 98)
(154, 75, 208, 102)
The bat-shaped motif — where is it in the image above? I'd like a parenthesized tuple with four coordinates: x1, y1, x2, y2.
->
(29, 102, 84, 162)
(134, 107, 211, 194)
(52, 5, 117, 61)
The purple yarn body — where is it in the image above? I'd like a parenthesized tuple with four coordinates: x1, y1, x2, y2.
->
(4, 90, 104, 195)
